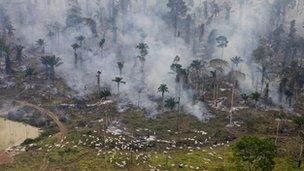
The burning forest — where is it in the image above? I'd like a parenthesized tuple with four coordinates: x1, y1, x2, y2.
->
(1, 0, 304, 170)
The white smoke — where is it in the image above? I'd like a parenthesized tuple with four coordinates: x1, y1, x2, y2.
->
(2, 0, 288, 119)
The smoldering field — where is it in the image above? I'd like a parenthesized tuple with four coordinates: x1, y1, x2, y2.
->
(1, 0, 301, 119)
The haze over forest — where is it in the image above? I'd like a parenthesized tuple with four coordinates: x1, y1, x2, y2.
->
(1, 0, 304, 170)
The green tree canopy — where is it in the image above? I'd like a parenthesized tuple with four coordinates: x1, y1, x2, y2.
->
(233, 136, 277, 171)
(164, 97, 178, 110)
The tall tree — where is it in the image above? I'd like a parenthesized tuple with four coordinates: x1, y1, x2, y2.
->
(228, 70, 245, 126)
(71, 43, 80, 67)
(223, 2, 232, 21)
(189, 60, 203, 91)
(275, 112, 286, 145)
(99, 36, 105, 57)
(136, 43, 149, 64)
(136, 43, 149, 82)
(36, 39, 45, 54)
(231, 56, 243, 69)
(96, 71, 101, 94)
(210, 58, 228, 99)
(76, 35, 85, 47)
(284, 89, 293, 107)
(167, 0, 188, 36)
(0, 39, 12, 74)
(170, 57, 186, 131)
(284, 20, 297, 65)
(158, 84, 169, 109)
(117, 62, 124, 76)
(25, 67, 36, 83)
(257, 66, 269, 93)
(40, 55, 62, 85)
(294, 116, 304, 168)
(14, 45, 24, 63)
(66, 0, 82, 28)
(112, 77, 126, 94)
(210, 70, 218, 100)
(216, 36, 229, 59)
(251, 91, 261, 111)
(230, 56, 244, 109)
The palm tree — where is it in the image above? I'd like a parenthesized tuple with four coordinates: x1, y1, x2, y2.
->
(137, 87, 144, 107)
(158, 84, 169, 100)
(99, 37, 106, 57)
(99, 38, 105, 49)
(25, 67, 36, 82)
(216, 36, 228, 58)
(117, 62, 124, 76)
(278, 77, 288, 102)
(96, 71, 101, 94)
(6, 23, 14, 37)
(71, 43, 80, 66)
(294, 116, 304, 168)
(36, 39, 45, 54)
(112, 77, 126, 94)
(230, 56, 244, 108)
(241, 93, 249, 104)
(40, 55, 62, 84)
(170, 62, 187, 93)
(158, 84, 169, 109)
(4, 51, 12, 75)
(165, 97, 178, 111)
(99, 88, 111, 100)
(251, 91, 261, 110)
(210, 67, 224, 100)
(284, 89, 293, 107)
(210, 58, 228, 99)
(14, 45, 24, 63)
(76, 35, 85, 47)
(0, 39, 12, 74)
(257, 66, 269, 93)
(228, 70, 245, 125)
(165, 97, 180, 131)
(231, 56, 243, 69)
(136, 43, 149, 63)
(189, 60, 203, 90)
(275, 112, 286, 145)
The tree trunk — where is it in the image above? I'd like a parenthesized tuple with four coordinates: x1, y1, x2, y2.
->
(275, 121, 280, 145)
(255, 101, 258, 111)
(174, 15, 178, 37)
(138, 92, 141, 107)
(298, 143, 303, 168)
(117, 83, 120, 94)
(229, 111, 233, 126)
(97, 75, 101, 94)
(17, 52, 22, 64)
(231, 83, 235, 108)
(5, 55, 12, 75)
(74, 50, 78, 67)
(161, 93, 164, 111)
(130, 149, 133, 166)
(51, 67, 55, 84)
(177, 97, 180, 132)
(216, 82, 220, 99)
(213, 83, 216, 100)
